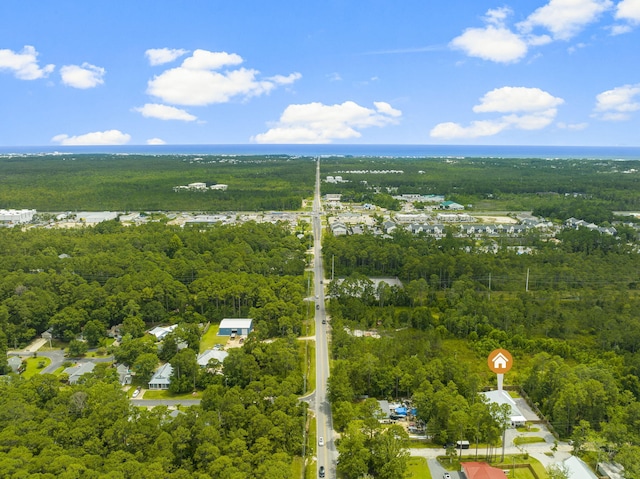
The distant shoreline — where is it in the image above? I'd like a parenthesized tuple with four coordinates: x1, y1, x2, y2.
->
(1, 144, 640, 160)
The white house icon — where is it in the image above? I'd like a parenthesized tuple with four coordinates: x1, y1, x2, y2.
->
(491, 352, 509, 370)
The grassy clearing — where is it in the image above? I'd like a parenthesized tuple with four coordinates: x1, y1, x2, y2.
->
(142, 389, 202, 400)
(22, 356, 51, 378)
(407, 456, 431, 479)
(200, 324, 226, 352)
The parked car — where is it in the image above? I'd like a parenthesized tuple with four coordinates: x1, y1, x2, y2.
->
(132, 387, 141, 398)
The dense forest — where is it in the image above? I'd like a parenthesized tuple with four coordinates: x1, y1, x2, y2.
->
(0, 155, 314, 211)
(0, 220, 309, 349)
(0, 221, 312, 477)
(3, 155, 640, 477)
(0, 336, 307, 478)
(2, 154, 640, 219)
(324, 228, 640, 474)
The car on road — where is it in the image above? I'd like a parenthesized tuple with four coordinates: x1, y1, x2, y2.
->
(316, 304, 320, 310)
(443, 474, 451, 479)
(318, 437, 324, 446)
(319, 466, 325, 477)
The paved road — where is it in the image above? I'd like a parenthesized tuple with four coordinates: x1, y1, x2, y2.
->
(313, 157, 338, 478)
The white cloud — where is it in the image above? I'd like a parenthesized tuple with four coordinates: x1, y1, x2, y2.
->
(557, 121, 589, 130)
(616, 0, 640, 22)
(133, 103, 197, 121)
(431, 86, 564, 139)
(146, 49, 301, 106)
(450, 25, 528, 63)
(473, 86, 564, 113)
(52, 129, 131, 145)
(0, 45, 54, 80)
(60, 63, 105, 89)
(593, 83, 640, 120)
(147, 138, 166, 145)
(609, 23, 633, 34)
(430, 120, 508, 139)
(517, 0, 613, 40)
(252, 101, 402, 144)
(145, 48, 189, 66)
(485, 7, 513, 25)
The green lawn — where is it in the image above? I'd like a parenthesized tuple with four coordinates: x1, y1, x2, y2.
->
(408, 457, 431, 479)
(437, 454, 546, 479)
(305, 417, 317, 479)
(142, 389, 202, 400)
(517, 425, 540, 433)
(513, 436, 545, 445)
(22, 356, 51, 378)
(200, 324, 227, 352)
(299, 340, 316, 395)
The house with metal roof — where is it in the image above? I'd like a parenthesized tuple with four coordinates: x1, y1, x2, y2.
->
(63, 362, 96, 385)
(148, 363, 173, 390)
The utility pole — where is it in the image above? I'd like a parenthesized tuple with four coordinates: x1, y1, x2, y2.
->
(525, 268, 530, 292)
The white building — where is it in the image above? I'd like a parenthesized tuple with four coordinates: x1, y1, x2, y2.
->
(0, 209, 36, 224)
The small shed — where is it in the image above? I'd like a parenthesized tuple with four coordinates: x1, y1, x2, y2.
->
(218, 319, 253, 337)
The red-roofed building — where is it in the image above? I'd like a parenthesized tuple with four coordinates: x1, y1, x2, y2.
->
(461, 462, 507, 479)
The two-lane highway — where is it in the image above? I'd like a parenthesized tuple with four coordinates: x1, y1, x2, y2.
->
(312, 157, 337, 477)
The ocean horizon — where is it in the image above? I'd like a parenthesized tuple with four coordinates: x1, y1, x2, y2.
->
(1, 144, 640, 160)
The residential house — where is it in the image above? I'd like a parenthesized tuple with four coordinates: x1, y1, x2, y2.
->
(148, 324, 178, 341)
(197, 349, 229, 368)
(148, 363, 173, 390)
(116, 364, 132, 385)
(64, 362, 96, 385)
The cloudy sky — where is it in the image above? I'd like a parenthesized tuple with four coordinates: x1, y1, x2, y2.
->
(1, 0, 639, 146)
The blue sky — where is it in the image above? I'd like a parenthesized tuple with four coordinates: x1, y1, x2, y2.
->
(1, 0, 639, 146)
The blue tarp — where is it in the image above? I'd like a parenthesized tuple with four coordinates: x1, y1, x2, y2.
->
(394, 407, 407, 416)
